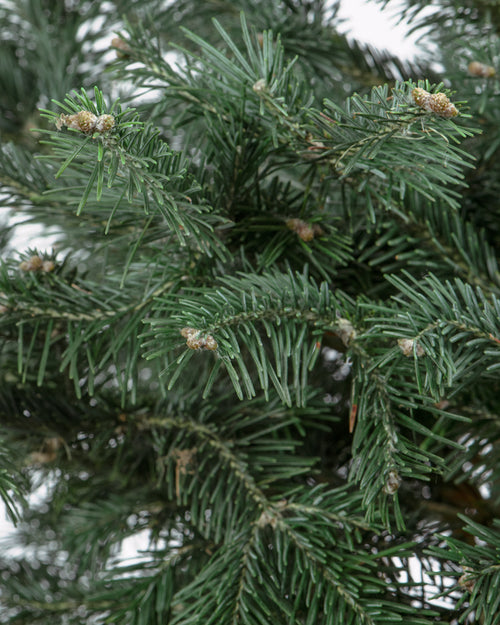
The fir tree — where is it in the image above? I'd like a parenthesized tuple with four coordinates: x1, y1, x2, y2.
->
(1, 0, 500, 623)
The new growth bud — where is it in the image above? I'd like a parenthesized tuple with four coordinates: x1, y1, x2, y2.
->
(56, 111, 115, 134)
(383, 469, 402, 495)
(252, 78, 267, 95)
(181, 327, 218, 351)
(111, 36, 132, 58)
(286, 218, 324, 242)
(19, 255, 55, 273)
(411, 88, 458, 118)
(468, 61, 495, 78)
(398, 338, 425, 357)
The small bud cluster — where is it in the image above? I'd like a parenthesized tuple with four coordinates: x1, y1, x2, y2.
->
(252, 78, 267, 95)
(336, 318, 357, 347)
(398, 338, 425, 357)
(383, 469, 402, 495)
(411, 88, 458, 118)
(468, 61, 496, 78)
(29, 436, 62, 465)
(458, 567, 476, 592)
(181, 327, 218, 351)
(111, 36, 132, 58)
(19, 255, 55, 273)
(286, 218, 324, 242)
(256, 500, 287, 528)
(56, 111, 115, 134)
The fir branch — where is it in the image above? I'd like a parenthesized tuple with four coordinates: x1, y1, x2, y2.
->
(38, 88, 225, 256)
(356, 193, 500, 295)
(2, 1, 500, 623)
(144, 269, 356, 404)
(426, 515, 500, 625)
(305, 80, 477, 211)
(0, 256, 183, 398)
(374, 272, 500, 395)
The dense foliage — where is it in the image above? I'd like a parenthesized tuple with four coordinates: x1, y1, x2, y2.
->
(1, 1, 500, 623)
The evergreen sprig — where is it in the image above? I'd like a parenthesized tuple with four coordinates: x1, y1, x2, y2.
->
(1, 1, 499, 624)
(306, 81, 477, 212)
(38, 88, 224, 254)
(426, 515, 500, 625)
(371, 271, 500, 397)
(144, 269, 355, 404)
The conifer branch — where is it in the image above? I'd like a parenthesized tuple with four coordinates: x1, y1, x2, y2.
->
(2, 2, 499, 623)
(144, 270, 356, 404)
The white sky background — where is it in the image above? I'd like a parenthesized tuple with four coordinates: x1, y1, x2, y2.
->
(336, 0, 426, 59)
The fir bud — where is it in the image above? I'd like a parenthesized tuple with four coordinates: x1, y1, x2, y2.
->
(411, 88, 458, 118)
(181, 327, 218, 351)
(458, 567, 476, 592)
(252, 78, 267, 95)
(286, 218, 312, 241)
(411, 87, 432, 110)
(19, 255, 44, 272)
(468, 61, 495, 78)
(383, 469, 402, 495)
(428, 93, 459, 118)
(286, 218, 324, 242)
(19, 255, 56, 273)
(398, 338, 425, 357)
(28, 436, 62, 465)
(257, 500, 287, 528)
(63, 110, 98, 133)
(336, 318, 356, 346)
(111, 36, 132, 58)
(56, 111, 115, 134)
(95, 114, 116, 133)
(42, 260, 55, 272)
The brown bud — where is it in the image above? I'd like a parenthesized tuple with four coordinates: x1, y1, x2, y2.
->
(20, 255, 44, 272)
(252, 78, 267, 95)
(42, 260, 55, 273)
(57, 110, 97, 133)
(336, 318, 356, 346)
(297, 224, 315, 241)
(412, 88, 458, 118)
(428, 92, 458, 118)
(398, 338, 425, 357)
(95, 114, 115, 133)
(73, 110, 98, 133)
(181, 327, 218, 351)
(468, 61, 495, 78)
(286, 218, 323, 242)
(412, 87, 432, 109)
(458, 567, 476, 592)
(383, 469, 402, 495)
(28, 436, 62, 465)
(111, 36, 132, 58)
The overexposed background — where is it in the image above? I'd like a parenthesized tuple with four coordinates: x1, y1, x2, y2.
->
(337, 0, 425, 58)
